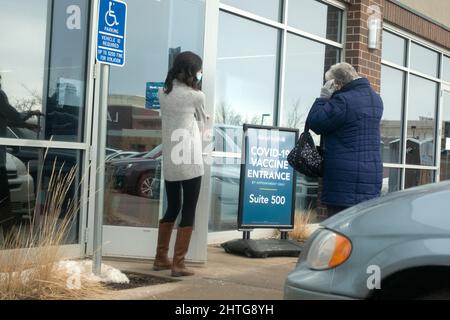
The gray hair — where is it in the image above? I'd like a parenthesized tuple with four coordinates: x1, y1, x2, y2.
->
(325, 63, 360, 86)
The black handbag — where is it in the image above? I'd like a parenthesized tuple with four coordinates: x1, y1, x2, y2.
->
(287, 124, 323, 178)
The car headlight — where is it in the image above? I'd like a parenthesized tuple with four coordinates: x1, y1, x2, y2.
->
(306, 229, 352, 270)
(126, 163, 133, 169)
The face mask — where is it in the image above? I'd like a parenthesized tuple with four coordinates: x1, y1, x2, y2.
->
(196, 72, 203, 82)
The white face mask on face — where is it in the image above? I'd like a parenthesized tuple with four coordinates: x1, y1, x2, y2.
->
(196, 72, 203, 82)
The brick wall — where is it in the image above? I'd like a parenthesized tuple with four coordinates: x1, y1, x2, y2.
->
(344, 0, 384, 93)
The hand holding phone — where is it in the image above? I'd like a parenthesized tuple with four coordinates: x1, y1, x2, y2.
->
(320, 79, 336, 99)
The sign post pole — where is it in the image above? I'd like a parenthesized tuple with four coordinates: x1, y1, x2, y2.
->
(93, 63, 109, 276)
(92, 0, 127, 275)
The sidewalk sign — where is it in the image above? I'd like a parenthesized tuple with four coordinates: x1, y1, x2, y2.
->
(222, 124, 303, 258)
(238, 124, 298, 229)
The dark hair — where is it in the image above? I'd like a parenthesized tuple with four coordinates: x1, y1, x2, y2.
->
(164, 51, 203, 94)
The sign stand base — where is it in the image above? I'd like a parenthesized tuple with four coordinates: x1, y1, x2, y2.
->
(221, 231, 304, 258)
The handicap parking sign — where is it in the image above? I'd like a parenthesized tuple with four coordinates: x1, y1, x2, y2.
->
(97, 0, 127, 67)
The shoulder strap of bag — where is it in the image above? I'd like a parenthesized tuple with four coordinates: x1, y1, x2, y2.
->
(304, 122, 310, 133)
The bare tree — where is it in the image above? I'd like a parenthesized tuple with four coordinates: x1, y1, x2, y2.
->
(286, 99, 307, 129)
(215, 101, 243, 126)
(248, 115, 261, 125)
(12, 84, 42, 113)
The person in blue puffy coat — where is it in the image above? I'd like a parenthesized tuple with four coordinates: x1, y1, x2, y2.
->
(305, 63, 384, 217)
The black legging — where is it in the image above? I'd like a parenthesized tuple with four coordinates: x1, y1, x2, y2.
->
(161, 176, 202, 227)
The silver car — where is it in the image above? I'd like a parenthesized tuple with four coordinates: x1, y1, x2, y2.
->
(285, 181, 450, 300)
(6, 153, 35, 218)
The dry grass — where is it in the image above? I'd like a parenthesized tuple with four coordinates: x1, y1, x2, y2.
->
(0, 160, 110, 300)
(288, 210, 316, 242)
(272, 209, 316, 241)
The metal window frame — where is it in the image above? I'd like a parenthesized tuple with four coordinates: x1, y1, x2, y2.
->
(192, 0, 221, 259)
(0, 0, 96, 257)
(214, 0, 345, 155)
(219, 3, 345, 49)
(381, 24, 450, 189)
(384, 24, 450, 57)
(85, 0, 101, 256)
(205, 0, 346, 238)
(443, 55, 450, 86)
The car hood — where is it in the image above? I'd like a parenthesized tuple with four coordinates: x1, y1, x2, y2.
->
(321, 181, 450, 238)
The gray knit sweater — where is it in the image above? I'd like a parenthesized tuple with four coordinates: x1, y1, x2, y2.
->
(159, 80, 209, 182)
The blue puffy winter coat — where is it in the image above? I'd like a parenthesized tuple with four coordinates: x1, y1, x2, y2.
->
(305, 78, 384, 207)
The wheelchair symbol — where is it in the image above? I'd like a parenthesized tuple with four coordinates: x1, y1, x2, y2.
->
(105, 1, 119, 27)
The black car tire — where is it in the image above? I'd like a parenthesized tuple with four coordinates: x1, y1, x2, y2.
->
(137, 172, 155, 199)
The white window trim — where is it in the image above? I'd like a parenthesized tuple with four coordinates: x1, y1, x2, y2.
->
(219, 2, 344, 49)
(381, 24, 450, 189)
(384, 24, 450, 57)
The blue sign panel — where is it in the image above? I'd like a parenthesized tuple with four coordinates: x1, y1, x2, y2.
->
(97, 0, 127, 67)
(145, 82, 165, 109)
(238, 125, 298, 228)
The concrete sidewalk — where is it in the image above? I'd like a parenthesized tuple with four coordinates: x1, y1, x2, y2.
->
(105, 245, 298, 300)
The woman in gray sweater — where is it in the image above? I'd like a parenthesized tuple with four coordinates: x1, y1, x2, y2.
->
(153, 52, 209, 277)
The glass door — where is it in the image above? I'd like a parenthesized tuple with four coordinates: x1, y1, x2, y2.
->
(98, 0, 207, 260)
(440, 86, 450, 181)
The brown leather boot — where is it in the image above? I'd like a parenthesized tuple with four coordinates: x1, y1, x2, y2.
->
(153, 221, 174, 271)
(171, 226, 194, 277)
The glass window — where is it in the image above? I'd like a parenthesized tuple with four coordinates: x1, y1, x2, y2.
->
(295, 174, 319, 212)
(282, 33, 340, 140)
(0, 146, 81, 245)
(214, 125, 242, 154)
(288, 0, 343, 42)
(211, 12, 280, 232)
(382, 31, 407, 66)
(105, 0, 205, 228)
(440, 91, 450, 181)
(410, 42, 440, 77)
(380, 65, 405, 164)
(221, 0, 282, 22)
(406, 75, 437, 166)
(0, 0, 90, 142)
(405, 169, 434, 189)
(215, 13, 279, 128)
(209, 157, 241, 232)
(381, 168, 402, 195)
(443, 56, 450, 83)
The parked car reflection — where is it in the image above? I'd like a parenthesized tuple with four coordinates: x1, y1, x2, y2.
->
(106, 144, 162, 199)
(5, 152, 35, 218)
(105, 125, 320, 231)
